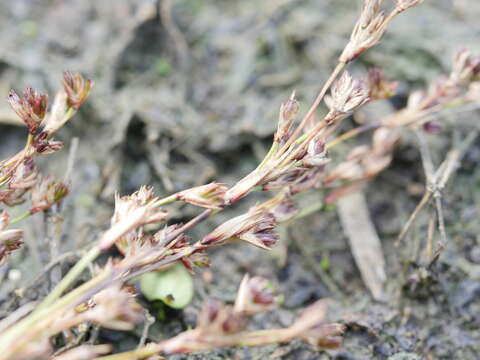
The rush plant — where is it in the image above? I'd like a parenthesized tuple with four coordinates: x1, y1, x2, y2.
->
(1, 1, 478, 359)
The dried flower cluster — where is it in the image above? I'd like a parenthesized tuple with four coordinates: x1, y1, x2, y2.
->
(0, 72, 92, 263)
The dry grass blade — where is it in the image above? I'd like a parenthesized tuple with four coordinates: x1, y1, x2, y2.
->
(337, 190, 386, 300)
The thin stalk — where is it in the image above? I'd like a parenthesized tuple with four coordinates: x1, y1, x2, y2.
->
(277, 117, 330, 168)
(34, 246, 101, 312)
(326, 122, 381, 149)
(256, 141, 279, 170)
(64, 107, 77, 123)
(0, 270, 108, 352)
(395, 191, 432, 246)
(276, 62, 346, 157)
(10, 210, 32, 225)
(152, 193, 178, 207)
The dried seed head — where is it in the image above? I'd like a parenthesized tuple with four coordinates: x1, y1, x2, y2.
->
(178, 183, 227, 209)
(111, 186, 166, 226)
(270, 195, 298, 223)
(30, 175, 70, 214)
(114, 228, 167, 267)
(339, 0, 386, 63)
(289, 167, 326, 194)
(325, 72, 369, 119)
(100, 186, 168, 250)
(220, 309, 248, 334)
(237, 215, 278, 249)
(197, 299, 248, 335)
(198, 298, 222, 329)
(0, 210, 9, 230)
(368, 67, 398, 100)
(8, 157, 37, 191)
(234, 274, 283, 315)
(303, 136, 329, 167)
(7, 88, 48, 134)
(275, 92, 299, 143)
(83, 284, 143, 330)
(0, 230, 24, 251)
(63, 71, 94, 110)
(396, 0, 424, 13)
(450, 49, 480, 84)
(32, 132, 63, 154)
(303, 323, 346, 349)
(308, 136, 325, 157)
(180, 250, 210, 273)
(0, 188, 28, 206)
(261, 167, 302, 191)
(201, 207, 278, 250)
(154, 224, 189, 248)
(41, 72, 93, 136)
(0, 216, 24, 265)
(290, 300, 345, 349)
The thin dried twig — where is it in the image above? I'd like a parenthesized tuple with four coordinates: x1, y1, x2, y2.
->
(137, 310, 155, 349)
(396, 129, 479, 262)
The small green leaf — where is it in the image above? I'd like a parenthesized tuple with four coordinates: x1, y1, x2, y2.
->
(155, 58, 172, 76)
(320, 253, 330, 270)
(140, 263, 194, 309)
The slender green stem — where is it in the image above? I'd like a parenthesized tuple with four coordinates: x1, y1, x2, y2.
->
(152, 193, 178, 207)
(10, 211, 32, 225)
(34, 246, 101, 312)
(256, 141, 279, 170)
(65, 107, 76, 119)
(326, 122, 380, 150)
(294, 132, 308, 146)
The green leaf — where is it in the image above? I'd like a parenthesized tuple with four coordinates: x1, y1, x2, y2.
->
(140, 263, 194, 309)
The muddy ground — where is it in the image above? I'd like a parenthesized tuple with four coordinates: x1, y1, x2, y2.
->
(0, 1, 479, 359)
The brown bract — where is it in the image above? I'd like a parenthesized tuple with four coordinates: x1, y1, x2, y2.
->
(99, 186, 168, 250)
(63, 71, 94, 110)
(339, 0, 386, 63)
(7, 88, 48, 134)
(178, 182, 228, 209)
(30, 175, 70, 214)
